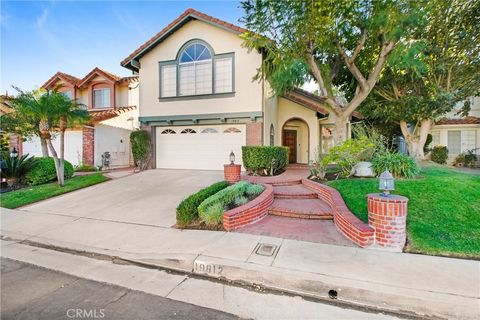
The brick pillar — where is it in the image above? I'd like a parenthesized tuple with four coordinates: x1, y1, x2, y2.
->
(246, 122, 263, 146)
(224, 164, 241, 184)
(82, 127, 95, 166)
(8, 134, 23, 156)
(368, 194, 408, 252)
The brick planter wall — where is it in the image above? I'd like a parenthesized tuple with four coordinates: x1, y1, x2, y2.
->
(223, 184, 274, 231)
(224, 164, 241, 184)
(302, 179, 374, 248)
(368, 194, 408, 252)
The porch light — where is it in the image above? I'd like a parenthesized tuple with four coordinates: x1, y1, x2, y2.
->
(10, 147, 18, 158)
(379, 169, 395, 196)
(229, 151, 235, 165)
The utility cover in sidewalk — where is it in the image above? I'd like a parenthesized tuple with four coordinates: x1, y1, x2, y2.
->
(255, 243, 277, 256)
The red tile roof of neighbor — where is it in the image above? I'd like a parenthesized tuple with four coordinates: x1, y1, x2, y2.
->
(89, 106, 137, 123)
(121, 8, 248, 70)
(42, 69, 138, 89)
(436, 116, 480, 125)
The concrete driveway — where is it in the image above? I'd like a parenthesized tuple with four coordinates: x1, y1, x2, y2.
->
(22, 169, 224, 228)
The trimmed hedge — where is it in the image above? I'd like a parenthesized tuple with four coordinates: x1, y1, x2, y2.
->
(198, 181, 250, 225)
(431, 145, 448, 164)
(242, 146, 289, 175)
(176, 181, 229, 227)
(25, 157, 74, 186)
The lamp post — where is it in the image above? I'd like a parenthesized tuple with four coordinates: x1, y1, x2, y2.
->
(10, 147, 18, 158)
(378, 169, 395, 196)
(229, 151, 235, 165)
(224, 150, 241, 184)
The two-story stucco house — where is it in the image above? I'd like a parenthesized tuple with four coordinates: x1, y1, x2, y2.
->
(20, 68, 139, 168)
(121, 9, 355, 170)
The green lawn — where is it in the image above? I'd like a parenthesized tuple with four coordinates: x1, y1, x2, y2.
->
(1, 174, 109, 209)
(327, 165, 480, 259)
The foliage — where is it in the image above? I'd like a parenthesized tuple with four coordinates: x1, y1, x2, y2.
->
(0, 135, 9, 153)
(0, 174, 108, 209)
(327, 166, 480, 258)
(431, 146, 448, 164)
(233, 196, 249, 207)
(25, 157, 74, 186)
(0, 154, 36, 180)
(201, 203, 225, 226)
(310, 151, 327, 180)
(371, 151, 419, 178)
(241, 0, 423, 143)
(130, 130, 151, 170)
(74, 164, 98, 172)
(454, 148, 478, 167)
(176, 181, 229, 227)
(242, 146, 289, 175)
(245, 183, 264, 197)
(198, 181, 250, 224)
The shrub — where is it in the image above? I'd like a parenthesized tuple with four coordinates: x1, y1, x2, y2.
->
(0, 154, 36, 181)
(431, 146, 448, 164)
(371, 151, 419, 178)
(454, 148, 478, 167)
(242, 146, 289, 175)
(74, 164, 97, 172)
(202, 203, 225, 226)
(245, 183, 264, 197)
(176, 181, 229, 227)
(233, 196, 249, 207)
(25, 157, 74, 185)
(130, 130, 151, 170)
(198, 181, 249, 223)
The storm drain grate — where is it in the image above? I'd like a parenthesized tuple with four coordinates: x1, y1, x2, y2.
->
(255, 243, 277, 256)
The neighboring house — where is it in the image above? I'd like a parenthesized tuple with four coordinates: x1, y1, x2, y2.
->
(15, 68, 139, 168)
(430, 96, 480, 163)
(121, 8, 358, 170)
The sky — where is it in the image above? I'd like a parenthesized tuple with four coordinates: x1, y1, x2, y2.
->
(0, 0, 245, 93)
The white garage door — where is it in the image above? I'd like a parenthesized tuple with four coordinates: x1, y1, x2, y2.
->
(22, 131, 83, 166)
(156, 125, 246, 170)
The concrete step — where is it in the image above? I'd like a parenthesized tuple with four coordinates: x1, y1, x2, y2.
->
(273, 185, 318, 199)
(268, 198, 333, 219)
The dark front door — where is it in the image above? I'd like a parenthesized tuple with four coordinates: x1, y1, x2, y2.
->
(283, 130, 297, 163)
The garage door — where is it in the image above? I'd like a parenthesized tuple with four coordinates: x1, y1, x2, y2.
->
(156, 125, 246, 170)
(22, 131, 83, 166)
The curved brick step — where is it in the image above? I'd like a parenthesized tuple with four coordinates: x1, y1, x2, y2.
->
(270, 179, 302, 187)
(273, 185, 318, 199)
(268, 198, 333, 219)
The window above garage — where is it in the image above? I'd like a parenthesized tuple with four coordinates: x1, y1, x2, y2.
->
(159, 40, 234, 99)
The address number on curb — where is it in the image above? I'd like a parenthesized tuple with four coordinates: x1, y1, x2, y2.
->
(193, 261, 223, 276)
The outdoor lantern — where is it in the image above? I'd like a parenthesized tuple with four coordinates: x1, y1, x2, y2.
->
(379, 169, 395, 196)
(229, 151, 235, 165)
(10, 147, 18, 158)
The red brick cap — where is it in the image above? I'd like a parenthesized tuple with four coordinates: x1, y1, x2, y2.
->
(120, 8, 248, 68)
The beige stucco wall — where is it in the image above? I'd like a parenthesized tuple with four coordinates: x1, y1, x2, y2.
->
(277, 97, 319, 163)
(138, 19, 263, 117)
(94, 124, 132, 168)
(263, 83, 278, 146)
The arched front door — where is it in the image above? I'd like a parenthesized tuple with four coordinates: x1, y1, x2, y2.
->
(282, 118, 310, 164)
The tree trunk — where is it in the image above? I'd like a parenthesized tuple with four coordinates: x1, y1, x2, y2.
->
(46, 139, 64, 187)
(59, 130, 65, 186)
(40, 137, 49, 157)
(400, 119, 432, 161)
(331, 115, 350, 145)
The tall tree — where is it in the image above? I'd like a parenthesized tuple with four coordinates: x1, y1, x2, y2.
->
(241, 0, 423, 144)
(6, 88, 89, 186)
(362, 0, 480, 160)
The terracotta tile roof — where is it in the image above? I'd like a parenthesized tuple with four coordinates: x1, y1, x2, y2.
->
(89, 106, 137, 123)
(121, 8, 248, 70)
(42, 72, 81, 89)
(436, 116, 480, 125)
(77, 67, 121, 88)
(283, 88, 329, 115)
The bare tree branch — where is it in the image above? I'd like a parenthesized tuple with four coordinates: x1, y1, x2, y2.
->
(351, 30, 367, 61)
(366, 40, 396, 87)
(335, 41, 368, 91)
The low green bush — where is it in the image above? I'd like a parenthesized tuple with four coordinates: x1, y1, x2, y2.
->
(242, 146, 289, 175)
(202, 203, 224, 226)
(25, 157, 74, 185)
(233, 196, 249, 207)
(74, 164, 97, 172)
(0, 154, 36, 181)
(371, 151, 419, 178)
(198, 181, 249, 224)
(431, 146, 448, 164)
(245, 183, 264, 197)
(454, 148, 478, 167)
(176, 181, 229, 227)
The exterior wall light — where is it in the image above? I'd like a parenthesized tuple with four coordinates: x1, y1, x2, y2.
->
(229, 151, 235, 165)
(10, 147, 18, 158)
(379, 169, 395, 196)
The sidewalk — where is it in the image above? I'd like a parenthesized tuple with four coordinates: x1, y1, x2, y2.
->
(1, 207, 479, 319)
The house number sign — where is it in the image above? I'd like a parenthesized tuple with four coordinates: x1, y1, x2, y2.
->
(193, 261, 223, 276)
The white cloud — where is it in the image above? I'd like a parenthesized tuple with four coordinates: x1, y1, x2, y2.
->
(36, 8, 49, 29)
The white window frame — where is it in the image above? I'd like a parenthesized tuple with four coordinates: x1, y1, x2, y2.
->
(93, 88, 111, 109)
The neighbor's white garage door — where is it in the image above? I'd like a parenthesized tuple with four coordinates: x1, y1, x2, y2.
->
(22, 131, 83, 166)
(156, 125, 246, 170)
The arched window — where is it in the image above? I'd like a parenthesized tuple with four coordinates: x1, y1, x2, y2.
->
(180, 128, 197, 134)
(161, 129, 176, 134)
(201, 128, 218, 133)
(224, 127, 241, 133)
(270, 124, 275, 146)
(159, 39, 234, 98)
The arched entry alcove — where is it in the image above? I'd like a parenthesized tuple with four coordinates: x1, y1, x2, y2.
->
(282, 118, 310, 164)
